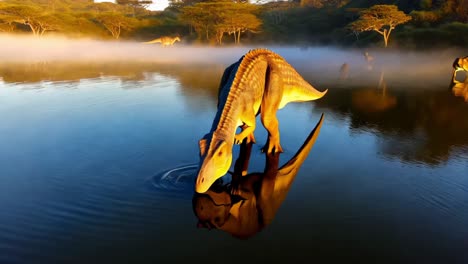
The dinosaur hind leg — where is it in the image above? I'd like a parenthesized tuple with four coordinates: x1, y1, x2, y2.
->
(234, 107, 256, 145)
(261, 70, 284, 154)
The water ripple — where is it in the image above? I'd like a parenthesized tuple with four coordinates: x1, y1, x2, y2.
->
(149, 164, 198, 196)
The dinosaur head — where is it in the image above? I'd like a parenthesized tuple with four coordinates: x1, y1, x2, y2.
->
(453, 57, 468, 71)
(192, 189, 231, 230)
(195, 134, 232, 193)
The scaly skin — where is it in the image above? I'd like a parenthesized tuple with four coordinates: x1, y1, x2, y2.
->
(452, 56, 468, 84)
(195, 48, 327, 193)
(143, 36, 180, 46)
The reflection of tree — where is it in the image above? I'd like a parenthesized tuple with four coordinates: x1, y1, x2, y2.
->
(0, 61, 225, 93)
(0, 62, 154, 83)
(314, 86, 468, 165)
(351, 70, 397, 113)
(0, 61, 225, 112)
(0, 61, 228, 114)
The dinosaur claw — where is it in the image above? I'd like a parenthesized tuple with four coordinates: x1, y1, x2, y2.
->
(261, 142, 283, 154)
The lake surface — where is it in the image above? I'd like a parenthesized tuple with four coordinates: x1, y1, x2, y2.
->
(1, 45, 468, 264)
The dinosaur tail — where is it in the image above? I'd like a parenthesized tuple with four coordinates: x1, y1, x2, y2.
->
(303, 81, 328, 101)
(281, 62, 328, 102)
(143, 38, 162, 44)
(288, 76, 328, 103)
(277, 113, 324, 176)
(270, 113, 324, 195)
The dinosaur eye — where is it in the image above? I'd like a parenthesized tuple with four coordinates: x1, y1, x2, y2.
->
(201, 178, 204, 183)
(218, 151, 223, 156)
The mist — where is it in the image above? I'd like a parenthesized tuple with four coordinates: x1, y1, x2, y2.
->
(0, 34, 464, 89)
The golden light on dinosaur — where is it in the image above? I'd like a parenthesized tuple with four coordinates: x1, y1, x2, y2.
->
(195, 48, 327, 194)
(451, 56, 468, 84)
(142, 36, 181, 46)
(449, 56, 468, 102)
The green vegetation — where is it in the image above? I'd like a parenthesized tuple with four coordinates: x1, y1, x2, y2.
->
(0, 0, 466, 48)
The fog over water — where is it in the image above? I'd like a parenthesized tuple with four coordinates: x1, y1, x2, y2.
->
(1, 34, 465, 89)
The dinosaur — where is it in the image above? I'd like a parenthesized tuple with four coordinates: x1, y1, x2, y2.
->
(339, 62, 349, 80)
(195, 48, 328, 193)
(451, 56, 468, 84)
(143, 36, 180, 46)
(193, 113, 324, 239)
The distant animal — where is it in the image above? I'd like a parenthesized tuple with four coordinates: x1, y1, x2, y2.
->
(339, 63, 349, 79)
(451, 56, 468, 83)
(364, 51, 374, 63)
(363, 51, 374, 71)
(143, 36, 181, 46)
(195, 48, 328, 193)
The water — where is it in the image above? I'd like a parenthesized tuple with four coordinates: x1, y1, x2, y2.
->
(0, 46, 468, 264)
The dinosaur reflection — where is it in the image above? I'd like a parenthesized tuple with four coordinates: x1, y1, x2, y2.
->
(450, 81, 468, 102)
(192, 114, 324, 239)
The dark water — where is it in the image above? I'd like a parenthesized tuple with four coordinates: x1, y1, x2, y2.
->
(1, 47, 468, 264)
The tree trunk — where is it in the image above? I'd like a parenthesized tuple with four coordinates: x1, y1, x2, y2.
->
(116, 25, 121, 39)
(382, 27, 393, 48)
(237, 30, 241, 44)
(27, 23, 37, 35)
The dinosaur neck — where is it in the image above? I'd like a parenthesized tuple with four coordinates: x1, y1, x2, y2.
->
(210, 86, 241, 142)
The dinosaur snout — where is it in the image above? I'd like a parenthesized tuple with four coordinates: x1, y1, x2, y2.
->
(195, 166, 213, 193)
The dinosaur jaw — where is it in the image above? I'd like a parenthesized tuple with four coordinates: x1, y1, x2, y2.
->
(195, 152, 232, 193)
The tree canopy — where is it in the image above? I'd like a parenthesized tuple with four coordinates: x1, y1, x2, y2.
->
(349, 5, 412, 47)
(179, 0, 261, 44)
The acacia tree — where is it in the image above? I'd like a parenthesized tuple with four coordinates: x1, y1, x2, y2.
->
(0, 13, 17, 32)
(34, 14, 61, 35)
(0, 4, 60, 35)
(180, 1, 261, 45)
(348, 5, 411, 47)
(179, 4, 213, 42)
(224, 13, 262, 44)
(96, 12, 137, 39)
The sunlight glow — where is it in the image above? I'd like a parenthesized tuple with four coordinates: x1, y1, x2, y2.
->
(93, 0, 169, 11)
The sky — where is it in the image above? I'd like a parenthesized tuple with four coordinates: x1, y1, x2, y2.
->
(93, 0, 169, 11)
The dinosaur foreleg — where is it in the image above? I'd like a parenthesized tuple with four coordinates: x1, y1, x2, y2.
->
(261, 70, 283, 154)
(234, 108, 256, 145)
(235, 124, 256, 144)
